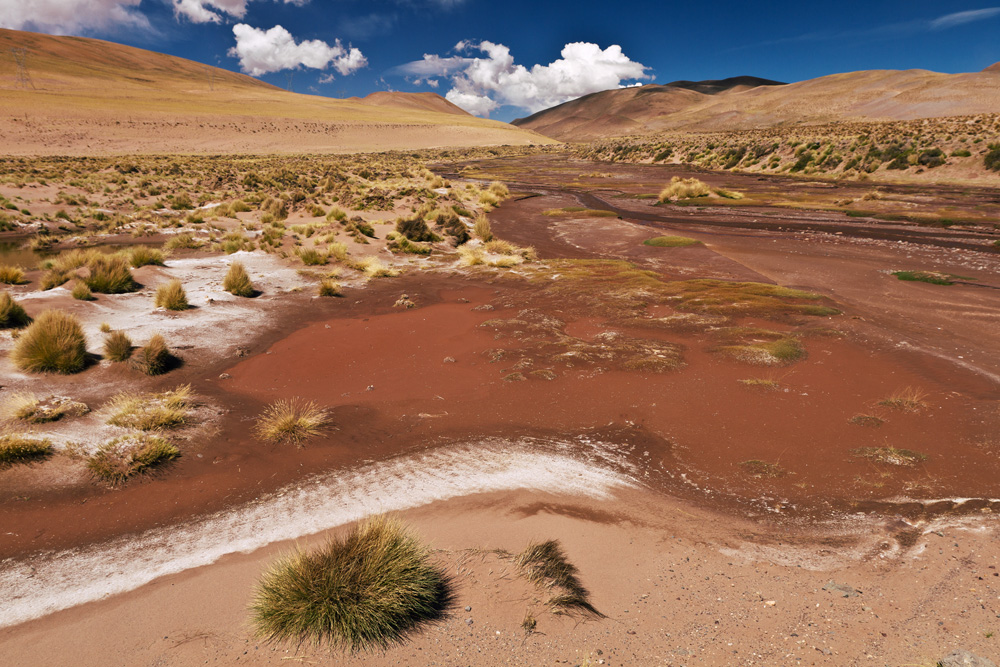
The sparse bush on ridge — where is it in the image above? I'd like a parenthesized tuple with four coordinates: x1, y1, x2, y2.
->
(12, 310, 88, 374)
(250, 515, 448, 651)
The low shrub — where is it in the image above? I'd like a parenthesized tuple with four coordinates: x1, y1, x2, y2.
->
(164, 233, 200, 250)
(473, 214, 493, 242)
(86, 433, 179, 484)
(154, 279, 189, 311)
(105, 385, 191, 430)
(298, 248, 328, 266)
(85, 254, 138, 293)
(396, 214, 440, 243)
(985, 144, 1000, 172)
(12, 310, 88, 374)
(71, 280, 94, 301)
(250, 515, 448, 650)
(318, 278, 341, 297)
(126, 246, 165, 268)
(223, 261, 256, 297)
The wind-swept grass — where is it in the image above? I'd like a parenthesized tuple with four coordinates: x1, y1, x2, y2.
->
(254, 397, 328, 446)
(154, 279, 189, 311)
(878, 387, 928, 412)
(512, 540, 601, 616)
(85, 433, 179, 485)
(105, 385, 192, 430)
(12, 310, 88, 374)
(0, 433, 53, 466)
(223, 260, 256, 297)
(0, 291, 31, 328)
(250, 515, 448, 651)
(0, 265, 25, 284)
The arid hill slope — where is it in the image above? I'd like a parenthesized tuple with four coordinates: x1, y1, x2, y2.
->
(351, 91, 470, 116)
(514, 66, 1000, 140)
(0, 29, 551, 155)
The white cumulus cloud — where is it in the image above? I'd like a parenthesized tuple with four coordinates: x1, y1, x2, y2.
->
(397, 41, 650, 117)
(229, 23, 367, 77)
(0, 0, 149, 34)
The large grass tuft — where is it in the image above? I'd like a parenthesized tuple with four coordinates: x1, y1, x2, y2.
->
(85, 433, 179, 484)
(223, 261, 256, 297)
(254, 397, 329, 446)
(84, 254, 138, 293)
(0, 433, 53, 466)
(12, 310, 88, 374)
(659, 177, 710, 202)
(125, 246, 165, 268)
(0, 265, 26, 284)
(103, 329, 133, 362)
(0, 291, 31, 328)
(513, 540, 601, 616)
(250, 515, 448, 651)
(154, 279, 190, 311)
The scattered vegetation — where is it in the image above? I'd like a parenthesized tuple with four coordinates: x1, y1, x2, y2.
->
(878, 387, 928, 412)
(643, 235, 701, 248)
(254, 397, 329, 446)
(892, 270, 962, 285)
(852, 447, 927, 466)
(1, 392, 87, 423)
(11, 310, 88, 374)
(85, 433, 180, 485)
(250, 515, 448, 651)
(849, 414, 884, 427)
(739, 460, 787, 478)
(737, 377, 781, 390)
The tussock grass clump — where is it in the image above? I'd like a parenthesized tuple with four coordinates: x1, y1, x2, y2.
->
(714, 188, 744, 200)
(878, 387, 928, 412)
(71, 280, 94, 301)
(386, 232, 431, 255)
(643, 235, 701, 248)
(131, 333, 173, 375)
(852, 446, 927, 467)
(487, 181, 509, 198)
(396, 214, 440, 243)
(105, 385, 192, 430)
(84, 254, 138, 293)
(0, 291, 31, 328)
(298, 248, 328, 266)
(0, 433, 52, 466)
(250, 516, 448, 651)
(12, 310, 88, 374)
(318, 279, 341, 297)
(126, 246, 165, 268)
(164, 233, 201, 251)
(103, 330, 133, 362)
(356, 257, 400, 278)
(0, 265, 25, 284)
(86, 433, 179, 485)
(659, 177, 710, 202)
(154, 279, 189, 311)
(1, 391, 88, 423)
(254, 397, 328, 446)
(39, 269, 70, 291)
(513, 540, 601, 616)
(473, 214, 493, 241)
(223, 261, 256, 297)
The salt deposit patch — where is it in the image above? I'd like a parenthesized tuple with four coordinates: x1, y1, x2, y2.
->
(0, 439, 637, 629)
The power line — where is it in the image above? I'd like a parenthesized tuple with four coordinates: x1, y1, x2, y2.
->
(11, 48, 35, 90)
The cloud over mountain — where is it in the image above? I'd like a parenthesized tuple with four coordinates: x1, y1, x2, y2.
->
(229, 23, 366, 77)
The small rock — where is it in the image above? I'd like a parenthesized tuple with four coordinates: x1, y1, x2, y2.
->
(823, 581, 860, 597)
(938, 649, 997, 667)
(394, 294, 416, 309)
(465, 606, 472, 612)
(219, 373, 231, 379)
(365, 385, 374, 392)
(465, 618, 473, 626)
(443, 357, 456, 363)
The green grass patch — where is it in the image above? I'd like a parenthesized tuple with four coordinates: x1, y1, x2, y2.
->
(892, 271, 965, 285)
(250, 515, 448, 651)
(643, 235, 701, 248)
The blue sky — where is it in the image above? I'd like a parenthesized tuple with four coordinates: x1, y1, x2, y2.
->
(3, 0, 1000, 121)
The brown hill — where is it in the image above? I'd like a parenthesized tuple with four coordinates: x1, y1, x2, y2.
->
(352, 91, 470, 116)
(0, 28, 552, 155)
(514, 67, 1000, 140)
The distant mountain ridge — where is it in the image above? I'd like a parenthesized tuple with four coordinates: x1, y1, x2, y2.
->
(512, 66, 1000, 141)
